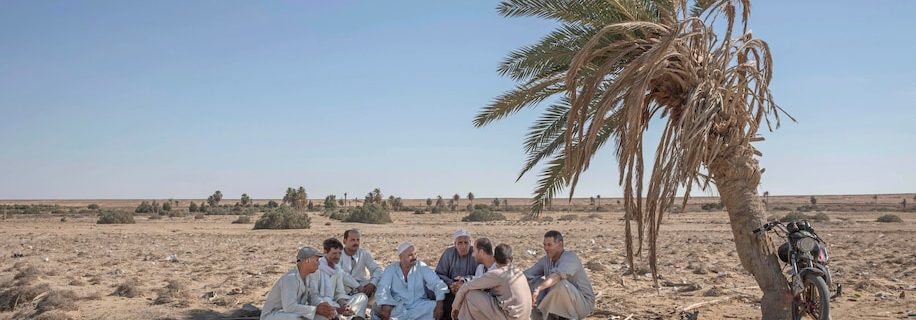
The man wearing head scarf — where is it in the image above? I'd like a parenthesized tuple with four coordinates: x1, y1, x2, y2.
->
(434, 229, 478, 320)
(261, 247, 339, 320)
(373, 242, 449, 320)
(452, 242, 531, 320)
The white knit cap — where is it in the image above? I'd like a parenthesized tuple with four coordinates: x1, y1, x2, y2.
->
(453, 229, 471, 241)
(397, 242, 415, 256)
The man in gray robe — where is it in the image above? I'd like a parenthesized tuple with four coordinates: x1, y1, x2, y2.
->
(524, 230, 594, 320)
(261, 247, 339, 320)
(435, 229, 478, 320)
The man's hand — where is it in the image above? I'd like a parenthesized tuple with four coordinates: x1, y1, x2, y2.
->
(378, 305, 393, 320)
(315, 302, 337, 318)
(336, 303, 353, 316)
(434, 301, 444, 320)
(360, 283, 377, 297)
(449, 278, 464, 293)
(531, 288, 540, 306)
(451, 308, 459, 320)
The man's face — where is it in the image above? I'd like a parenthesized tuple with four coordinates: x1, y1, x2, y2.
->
(399, 246, 417, 266)
(298, 256, 320, 273)
(543, 237, 563, 259)
(326, 247, 342, 266)
(473, 247, 484, 264)
(455, 236, 471, 256)
(345, 232, 360, 253)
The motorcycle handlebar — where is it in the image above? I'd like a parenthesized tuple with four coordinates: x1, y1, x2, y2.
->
(753, 221, 781, 234)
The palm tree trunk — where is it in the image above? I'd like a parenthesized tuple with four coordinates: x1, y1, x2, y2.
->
(710, 146, 791, 319)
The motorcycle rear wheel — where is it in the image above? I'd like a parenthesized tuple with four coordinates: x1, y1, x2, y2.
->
(792, 276, 830, 320)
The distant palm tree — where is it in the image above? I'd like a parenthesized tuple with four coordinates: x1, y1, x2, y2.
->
(453, 194, 461, 207)
(475, 1, 793, 317)
(467, 192, 475, 208)
(372, 188, 383, 204)
(763, 191, 770, 210)
(241, 193, 251, 207)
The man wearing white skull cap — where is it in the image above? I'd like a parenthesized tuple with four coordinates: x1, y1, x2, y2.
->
(434, 229, 478, 320)
(373, 242, 448, 320)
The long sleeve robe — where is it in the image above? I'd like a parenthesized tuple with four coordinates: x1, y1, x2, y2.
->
(373, 261, 448, 320)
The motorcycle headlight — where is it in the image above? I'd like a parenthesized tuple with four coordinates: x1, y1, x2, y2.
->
(796, 237, 817, 252)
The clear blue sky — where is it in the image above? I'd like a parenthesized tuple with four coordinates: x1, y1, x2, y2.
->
(1, 1, 914, 200)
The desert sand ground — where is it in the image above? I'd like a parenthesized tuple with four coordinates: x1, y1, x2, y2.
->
(1, 195, 914, 319)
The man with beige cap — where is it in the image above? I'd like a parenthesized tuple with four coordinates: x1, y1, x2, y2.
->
(262, 246, 339, 320)
(373, 242, 449, 320)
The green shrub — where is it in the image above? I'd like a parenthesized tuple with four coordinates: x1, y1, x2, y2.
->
(462, 208, 505, 222)
(324, 208, 349, 221)
(87, 204, 100, 210)
(232, 215, 251, 224)
(559, 214, 579, 221)
(161, 202, 172, 212)
(876, 214, 903, 223)
(473, 204, 491, 210)
(345, 204, 392, 224)
(97, 211, 135, 224)
(168, 210, 187, 218)
(254, 206, 311, 229)
(194, 214, 205, 220)
(188, 202, 199, 212)
(430, 206, 443, 214)
(413, 209, 426, 215)
(267, 200, 279, 208)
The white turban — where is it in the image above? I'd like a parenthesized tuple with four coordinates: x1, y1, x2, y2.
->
(397, 241, 415, 256)
(453, 229, 471, 241)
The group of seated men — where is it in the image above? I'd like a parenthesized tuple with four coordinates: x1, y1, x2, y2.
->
(260, 228, 594, 320)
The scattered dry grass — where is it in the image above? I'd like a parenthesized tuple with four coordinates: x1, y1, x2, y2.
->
(113, 279, 141, 298)
(154, 280, 189, 307)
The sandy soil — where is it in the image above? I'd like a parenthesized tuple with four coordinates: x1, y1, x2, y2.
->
(0, 196, 914, 319)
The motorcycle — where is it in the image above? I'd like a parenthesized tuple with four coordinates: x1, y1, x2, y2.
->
(754, 220, 833, 320)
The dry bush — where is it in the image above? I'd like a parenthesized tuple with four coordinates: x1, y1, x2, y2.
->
(586, 213, 603, 220)
(462, 208, 505, 222)
(35, 289, 78, 314)
(154, 280, 189, 306)
(231, 215, 251, 224)
(113, 279, 141, 298)
(780, 212, 807, 222)
(194, 213, 205, 219)
(0, 283, 50, 312)
(13, 266, 41, 285)
(876, 214, 903, 223)
(559, 214, 579, 221)
(148, 214, 162, 220)
(811, 212, 830, 222)
(32, 311, 74, 320)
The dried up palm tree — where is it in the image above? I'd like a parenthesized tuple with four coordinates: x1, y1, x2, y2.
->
(476, 0, 794, 318)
